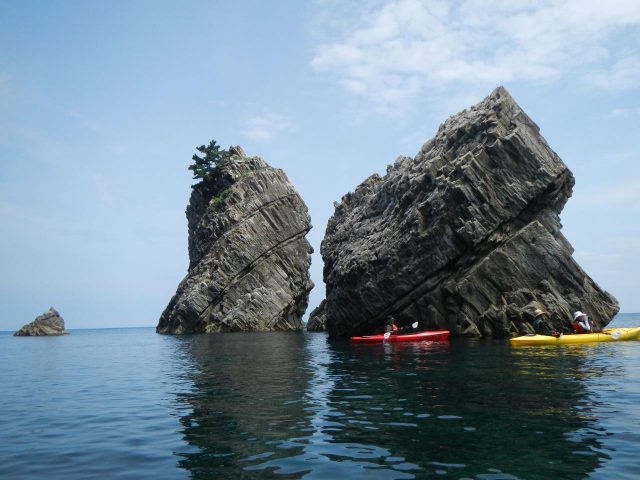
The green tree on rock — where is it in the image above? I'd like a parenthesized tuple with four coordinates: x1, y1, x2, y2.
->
(188, 140, 230, 181)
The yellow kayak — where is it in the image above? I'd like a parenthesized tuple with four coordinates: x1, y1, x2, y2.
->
(510, 328, 640, 346)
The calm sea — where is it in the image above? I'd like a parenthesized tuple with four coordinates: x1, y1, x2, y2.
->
(1, 313, 639, 479)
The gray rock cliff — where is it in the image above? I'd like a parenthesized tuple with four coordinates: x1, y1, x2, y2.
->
(14, 307, 67, 336)
(157, 147, 313, 334)
(313, 87, 618, 338)
(306, 300, 327, 332)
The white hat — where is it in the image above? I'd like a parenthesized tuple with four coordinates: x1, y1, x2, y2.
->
(573, 311, 586, 320)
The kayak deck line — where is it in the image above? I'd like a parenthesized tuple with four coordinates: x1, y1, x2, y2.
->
(510, 327, 640, 346)
(350, 330, 450, 344)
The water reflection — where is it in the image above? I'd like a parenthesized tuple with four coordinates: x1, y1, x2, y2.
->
(172, 333, 618, 479)
(245, 333, 418, 479)
(174, 332, 311, 478)
(320, 340, 609, 479)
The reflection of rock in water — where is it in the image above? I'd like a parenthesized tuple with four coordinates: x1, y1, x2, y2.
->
(174, 333, 310, 478)
(322, 340, 604, 479)
(173, 332, 607, 479)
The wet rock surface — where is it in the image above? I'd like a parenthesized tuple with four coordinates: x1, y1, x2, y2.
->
(157, 147, 313, 334)
(313, 87, 618, 338)
(14, 307, 67, 336)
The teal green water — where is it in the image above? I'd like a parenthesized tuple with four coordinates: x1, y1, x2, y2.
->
(1, 314, 639, 479)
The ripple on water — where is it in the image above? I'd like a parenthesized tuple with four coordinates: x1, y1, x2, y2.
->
(1, 315, 640, 479)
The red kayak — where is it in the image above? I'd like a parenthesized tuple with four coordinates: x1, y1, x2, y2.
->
(350, 330, 450, 344)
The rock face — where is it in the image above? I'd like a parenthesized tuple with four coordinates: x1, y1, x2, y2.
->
(306, 300, 327, 332)
(314, 87, 618, 338)
(14, 307, 67, 336)
(157, 147, 313, 334)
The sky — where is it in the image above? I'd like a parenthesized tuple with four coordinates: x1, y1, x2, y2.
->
(0, 0, 639, 330)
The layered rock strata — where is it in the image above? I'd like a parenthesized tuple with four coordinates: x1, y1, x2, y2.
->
(14, 307, 67, 336)
(305, 300, 327, 332)
(157, 147, 313, 334)
(314, 87, 618, 338)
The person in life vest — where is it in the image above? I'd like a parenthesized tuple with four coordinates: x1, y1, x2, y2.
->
(385, 317, 399, 334)
(572, 311, 592, 333)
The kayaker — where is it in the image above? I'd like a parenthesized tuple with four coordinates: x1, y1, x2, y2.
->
(532, 309, 561, 337)
(532, 309, 551, 333)
(572, 311, 592, 333)
(385, 318, 399, 335)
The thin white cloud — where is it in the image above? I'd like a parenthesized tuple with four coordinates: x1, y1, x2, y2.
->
(68, 111, 107, 135)
(573, 250, 624, 262)
(0, 73, 9, 100)
(311, 0, 640, 109)
(242, 112, 292, 141)
(591, 55, 640, 91)
(604, 107, 640, 119)
(574, 235, 640, 263)
(574, 181, 640, 206)
(92, 173, 114, 206)
(0, 200, 18, 217)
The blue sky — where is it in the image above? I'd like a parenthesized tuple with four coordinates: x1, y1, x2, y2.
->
(1, 0, 639, 330)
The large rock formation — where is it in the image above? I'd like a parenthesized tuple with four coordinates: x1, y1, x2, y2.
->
(157, 147, 313, 334)
(14, 307, 67, 336)
(314, 87, 618, 338)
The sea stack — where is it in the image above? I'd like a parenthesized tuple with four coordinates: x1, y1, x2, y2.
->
(313, 87, 618, 338)
(157, 146, 313, 334)
(14, 307, 67, 336)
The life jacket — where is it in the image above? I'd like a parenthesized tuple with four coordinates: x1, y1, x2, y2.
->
(391, 324, 398, 332)
(572, 320, 590, 333)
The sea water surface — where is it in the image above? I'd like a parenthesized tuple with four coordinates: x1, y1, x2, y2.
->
(1, 314, 639, 479)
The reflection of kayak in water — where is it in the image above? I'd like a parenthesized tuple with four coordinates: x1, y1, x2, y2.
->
(510, 327, 640, 346)
(350, 330, 450, 344)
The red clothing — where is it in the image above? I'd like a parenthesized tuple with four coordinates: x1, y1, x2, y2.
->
(572, 319, 590, 333)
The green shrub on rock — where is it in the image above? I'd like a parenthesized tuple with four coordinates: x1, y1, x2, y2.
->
(188, 140, 231, 181)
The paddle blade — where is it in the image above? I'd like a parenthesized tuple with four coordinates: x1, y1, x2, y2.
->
(383, 332, 391, 341)
(412, 322, 418, 329)
(612, 332, 622, 340)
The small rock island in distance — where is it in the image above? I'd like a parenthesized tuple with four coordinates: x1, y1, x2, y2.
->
(310, 86, 618, 338)
(157, 145, 314, 334)
(14, 307, 68, 336)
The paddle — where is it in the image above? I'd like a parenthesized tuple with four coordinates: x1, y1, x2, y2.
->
(603, 331, 622, 340)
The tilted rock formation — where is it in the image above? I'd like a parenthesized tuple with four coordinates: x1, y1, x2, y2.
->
(157, 147, 313, 334)
(14, 307, 67, 336)
(305, 300, 327, 332)
(314, 87, 618, 338)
